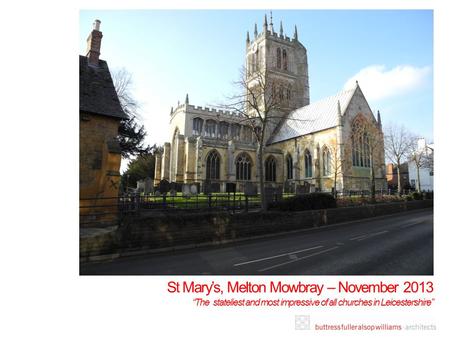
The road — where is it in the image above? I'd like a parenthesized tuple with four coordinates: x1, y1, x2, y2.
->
(80, 209, 433, 275)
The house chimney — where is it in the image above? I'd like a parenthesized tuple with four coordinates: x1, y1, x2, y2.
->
(86, 19, 103, 66)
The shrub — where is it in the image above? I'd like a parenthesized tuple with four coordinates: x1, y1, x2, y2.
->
(411, 191, 423, 200)
(268, 193, 336, 211)
(423, 191, 434, 200)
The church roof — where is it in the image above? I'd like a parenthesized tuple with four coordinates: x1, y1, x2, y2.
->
(269, 85, 357, 144)
(79, 55, 127, 120)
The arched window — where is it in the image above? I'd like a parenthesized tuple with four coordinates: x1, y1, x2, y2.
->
(192, 117, 203, 136)
(255, 48, 259, 71)
(265, 156, 277, 182)
(206, 150, 220, 180)
(286, 85, 291, 101)
(282, 49, 288, 70)
(205, 120, 216, 138)
(242, 126, 252, 142)
(286, 154, 293, 180)
(218, 121, 229, 139)
(304, 149, 312, 178)
(322, 147, 331, 176)
(351, 118, 371, 168)
(231, 123, 241, 140)
(276, 48, 281, 69)
(236, 153, 251, 181)
(254, 126, 262, 142)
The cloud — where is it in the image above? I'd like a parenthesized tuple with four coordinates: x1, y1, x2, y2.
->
(344, 64, 431, 101)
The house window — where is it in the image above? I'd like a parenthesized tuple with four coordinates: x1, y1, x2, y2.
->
(286, 154, 293, 180)
(276, 48, 281, 69)
(265, 156, 277, 182)
(282, 49, 288, 70)
(205, 120, 217, 138)
(236, 153, 251, 180)
(322, 147, 331, 176)
(192, 117, 203, 136)
(206, 150, 220, 180)
(304, 149, 312, 178)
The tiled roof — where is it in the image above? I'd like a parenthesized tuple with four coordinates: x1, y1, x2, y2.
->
(79, 55, 127, 119)
(269, 85, 357, 144)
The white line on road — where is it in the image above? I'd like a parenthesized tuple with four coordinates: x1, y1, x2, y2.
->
(233, 245, 323, 267)
(349, 234, 368, 241)
(258, 246, 340, 272)
(400, 220, 425, 229)
(356, 230, 389, 241)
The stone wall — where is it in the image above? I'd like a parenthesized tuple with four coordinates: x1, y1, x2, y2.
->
(80, 200, 432, 259)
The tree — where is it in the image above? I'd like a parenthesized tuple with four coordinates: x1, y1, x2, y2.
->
(112, 68, 151, 158)
(351, 116, 385, 201)
(120, 146, 161, 191)
(409, 138, 433, 192)
(384, 123, 414, 195)
(327, 138, 346, 198)
(221, 67, 302, 210)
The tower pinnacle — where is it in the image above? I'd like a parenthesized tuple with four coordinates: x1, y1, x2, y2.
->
(280, 20, 284, 37)
(254, 23, 258, 38)
(264, 14, 268, 31)
(246, 31, 250, 44)
(269, 11, 274, 33)
(294, 25, 298, 40)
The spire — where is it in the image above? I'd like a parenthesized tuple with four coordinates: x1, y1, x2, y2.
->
(246, 31, 250, 44)
(280, 20, 284, 37)
(264, 14, 268, 32)
(294, 25, 298, 41)
(269, 11, 274, 33)
(185, 93, 189, 104)
(254, 23, 258, 38)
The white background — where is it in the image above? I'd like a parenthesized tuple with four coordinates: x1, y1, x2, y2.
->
(0, 0, 447, 337)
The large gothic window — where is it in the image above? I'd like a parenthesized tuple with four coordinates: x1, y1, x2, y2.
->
(282, 49, 288, 70)
(231, 123, 241, 140)
(304, 149, 313, 178)
(205, 120, 217, 138)
(192, 117, 203, 136)
(265, 156, 277, 182)
(351, 119, 371, 168)
(219, 121, 229, 139)
(286, 154, 293, 180)
(236, 153, 251, 180)
(322, 147, 331, 176)
(206, 150, 220, 180)
(276, 48, 281, 69)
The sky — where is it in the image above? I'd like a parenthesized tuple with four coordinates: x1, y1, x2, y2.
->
(79, 10, 433, 169)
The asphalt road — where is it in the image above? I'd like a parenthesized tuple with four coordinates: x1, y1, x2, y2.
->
(80, 209, 433, 275)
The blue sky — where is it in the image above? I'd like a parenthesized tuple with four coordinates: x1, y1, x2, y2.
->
(79, 10, 433, 150)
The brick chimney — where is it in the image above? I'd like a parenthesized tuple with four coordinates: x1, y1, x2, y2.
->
(86, 19, 103, 66)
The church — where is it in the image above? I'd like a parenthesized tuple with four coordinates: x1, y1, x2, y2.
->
(154, 15, 387, 194)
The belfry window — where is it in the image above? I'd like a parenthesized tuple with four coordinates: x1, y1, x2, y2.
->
(236, 153, 251, 180)
(219, 121, 229, 139)
(282, 49, 288, 70)
(206, 150, 220, 180)
(265, 156, 277, 182)
(276, 48, 281, 69)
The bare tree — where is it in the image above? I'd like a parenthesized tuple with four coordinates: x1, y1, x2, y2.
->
(112, 68, 151, 158)
(326, 138, 346, 198)
(351, 116, 385, 201)
(409, 138, 433, 192)
(384, 123, 414, 195)
(220, 67, 300, 210)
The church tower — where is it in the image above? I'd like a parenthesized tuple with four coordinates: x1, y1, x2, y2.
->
(245, 13, 310, 117)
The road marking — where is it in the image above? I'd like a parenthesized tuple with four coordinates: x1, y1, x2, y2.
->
(400, 220, 425, 229)
(258, 246, 339, 272)
(233, 245, 323, 267)
(349, 234, 368, 241)
(356, 230, 389, 241)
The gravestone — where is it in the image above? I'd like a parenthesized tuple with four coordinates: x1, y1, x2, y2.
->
(244, 182, 257, 196)
(144, 178, 154, 194)
(182, 184, 191, 197)
(190, 184, 198, 195)
(226, 182, 236, 193)
(159, 179, 170, 194)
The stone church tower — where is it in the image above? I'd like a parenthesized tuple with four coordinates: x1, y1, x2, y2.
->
(245, 13, 310, 118)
